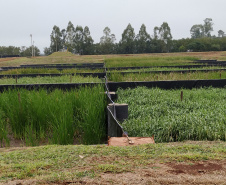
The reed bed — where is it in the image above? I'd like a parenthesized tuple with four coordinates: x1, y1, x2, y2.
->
(116, 87, 226, 142)
(0, 75, 103, 85)
(0, 86, 106, 146)
(105, 56, 199, 68)
(0, 68, 104, 75)
(108, 71, 226, 82)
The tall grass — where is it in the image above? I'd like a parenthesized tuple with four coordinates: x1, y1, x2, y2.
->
(116, 87, 226, 142)
(0, 75, 103, 85)
(108, 71, 226, 82)
(0, 86, 106, 146)
(0, 109, 9, 147)
(105, 56, 199, 67)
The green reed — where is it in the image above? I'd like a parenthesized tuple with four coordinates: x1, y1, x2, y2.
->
(0, 86, 106, 146)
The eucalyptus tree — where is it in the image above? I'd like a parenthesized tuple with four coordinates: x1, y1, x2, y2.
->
(50, 25, 63, 52)
(74, 26, 84, 54)
(135, 24, 151, 53)
(61, 29, 67, 49)
(99, 27, 116, 54)
(154, 22, 173, 52)
(190, 24, 204, 38)
(218, 30, 225, 37)
(66, 21, 75, 52)
(83, 26, 94, 55)
(203, 18, 213, 37)
(120, 23, 135, 54)
(190, 18, 214, 38)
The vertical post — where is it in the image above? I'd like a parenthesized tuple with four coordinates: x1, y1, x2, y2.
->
(30, 34, 33, 57)
(33, 41, 35, 57)
(107, 103, 128, 137)
(181, 91, 183, 101)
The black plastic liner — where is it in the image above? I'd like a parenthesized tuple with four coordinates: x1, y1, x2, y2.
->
(194, 60, 226, 65)
(0, 55, 20, 58)
(0, 72, 106, 79)
(20, 63, 104, 68)
(1, 70, 224, 79)
(0, 79, 225, 92)
(0, 66, 103, 70)
(0, 83, 103, 92)
(108, 79, 226, 91)
(194, 60, 217, 63)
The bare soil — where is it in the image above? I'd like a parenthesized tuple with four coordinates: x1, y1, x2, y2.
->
(0, 58, 18, 63)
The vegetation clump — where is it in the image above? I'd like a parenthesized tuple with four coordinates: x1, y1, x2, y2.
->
(0, 86, 106, 146)
(116, 87, 226, 142)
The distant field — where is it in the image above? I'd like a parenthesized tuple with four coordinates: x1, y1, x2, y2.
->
(0, 52, 105, 67)
(105, 51, 226, 67)
(1, 51, 226, 67)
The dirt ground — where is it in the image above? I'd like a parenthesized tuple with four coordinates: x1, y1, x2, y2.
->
(0, 58, 18, 63)
(2, 160, 225, 185)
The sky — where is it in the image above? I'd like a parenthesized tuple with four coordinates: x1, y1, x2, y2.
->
(0, 0, 226, 53)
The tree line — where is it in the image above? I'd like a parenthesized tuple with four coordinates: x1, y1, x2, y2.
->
(44, 18, 226, 55)
(0, 46, 40, 57)
(1, 18, 225, 56)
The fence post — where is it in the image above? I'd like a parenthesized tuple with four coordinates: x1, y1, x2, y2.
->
(107, 103, 128, 137)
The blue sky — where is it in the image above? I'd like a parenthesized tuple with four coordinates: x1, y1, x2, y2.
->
(0, 0, 226, 53)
